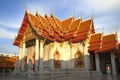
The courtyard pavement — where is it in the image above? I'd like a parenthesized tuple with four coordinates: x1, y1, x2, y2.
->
(0, 73, 120, 80)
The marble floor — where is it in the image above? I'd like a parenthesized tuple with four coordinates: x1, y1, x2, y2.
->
(0, 73, 120, 80)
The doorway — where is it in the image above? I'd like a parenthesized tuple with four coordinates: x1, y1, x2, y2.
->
(90, 52, 96, 70)
(99, 52, 111, 75)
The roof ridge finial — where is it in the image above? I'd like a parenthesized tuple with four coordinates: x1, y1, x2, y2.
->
(44, 8, 47, 17)
(36, 8, 39, 15)
(101, 26, 104, 35)
(50, 6, 54, 16)
(72, 9, 75, 18)
(91, 10, 94, 19)
(80, 10, 83, 17)
(24, 2, 29, 13)
(115, 27, 118, 36)
(115, 27, 119, 41)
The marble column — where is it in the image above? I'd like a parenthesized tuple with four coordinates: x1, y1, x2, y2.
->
(18, 42, 23, 72)
(35, 38, 39, 72)
(111, 53, 117, 75)
(84, 42, 90, 70)
(39, 40, 44, 74)
(95, 54, 100, 71)
(49, 43, 54, 72)
(19, 45, 22, 60)
(21, 37, 26, 71)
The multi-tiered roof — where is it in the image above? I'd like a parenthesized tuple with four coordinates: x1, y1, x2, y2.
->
(13, 9, 118, 53)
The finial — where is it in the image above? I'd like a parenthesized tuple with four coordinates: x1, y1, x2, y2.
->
(50, 6, 54, 17)
(91, 10, 94, 19)
(44, 8, 47, 17)
(80, 10, 83, 17)
(50, 6, 53, 14)
(24, 3, 29, 13)
(101, 26, 104, 35)
(36, 8, 39, 15)
(79, 16, 82, 21)
(115, 27, 118, 36)
(72, 9, 75, 17)
(44, 8, 47, 14)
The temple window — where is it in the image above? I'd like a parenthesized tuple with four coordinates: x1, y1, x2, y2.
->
(74, 49, 84, 68)
(54, 50, 61, 68)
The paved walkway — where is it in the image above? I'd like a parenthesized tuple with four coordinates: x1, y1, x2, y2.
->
(0, 73, 120, 80)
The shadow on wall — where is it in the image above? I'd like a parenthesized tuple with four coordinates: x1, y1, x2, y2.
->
(18, 55, 87, 73)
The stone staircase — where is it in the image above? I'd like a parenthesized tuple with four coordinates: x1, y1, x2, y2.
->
(12, 69, 102, 78)
(46, 69, 90, 77)
(89, 71, 102, 76)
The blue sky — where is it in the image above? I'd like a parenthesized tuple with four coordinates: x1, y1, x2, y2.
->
(0, 0, 120, 54)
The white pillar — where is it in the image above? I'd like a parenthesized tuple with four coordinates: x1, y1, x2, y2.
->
(95, 54, 100, 71)
(49, 43, 54, 70)
(39, 40, 43, 74)
(111, 53, 117, 75)
(18, 42, 23, 72)
(21, 38, 26, 71)
(84, 43, 90, 70)
(35, 38, 39, 72)
(19, 47, 22, 60)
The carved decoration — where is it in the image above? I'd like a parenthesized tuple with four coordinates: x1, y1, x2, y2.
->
(74, 49, 84, 68)
(54, 49, 61, 68)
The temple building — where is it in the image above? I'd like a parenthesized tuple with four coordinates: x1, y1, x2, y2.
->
(13, 9, 120, 76)
(0, 53, 18, 73)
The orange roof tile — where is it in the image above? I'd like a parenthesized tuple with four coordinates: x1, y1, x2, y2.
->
(101, 34, 117, 51)
(88, 33, 102, 51)
(28, 13, 40, 28)
(51, 14, 62, 28)
(37, 14, 53, 31)
(13, 11, 29, 46)
(69, 18, 81, 32)
(44, 14, 61, 35)
(61, 16, 73, 32)
(102, 34, 117, 43)
(14, 9, 116, 46)
(78, 18, 91, 32)
(89, 33, 102, 43)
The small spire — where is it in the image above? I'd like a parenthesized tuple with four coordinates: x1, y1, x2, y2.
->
(79, 16, 82, 21)
(24, 2, 29, 13)
(80, 10, 83, 17)
(36, 8, 39, 15)
(50, 7, 54, 17)
(50, 6, 53, 15)
(115, 27, 118, 36)
(44, 8, 47, 17)
(91, 10, 94, 19)
(101, 27, 104, 35)
(72, 9, 75, 17)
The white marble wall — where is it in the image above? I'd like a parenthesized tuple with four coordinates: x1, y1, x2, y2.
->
(43, 41, 86, 70)
(27, 46, 35, 64)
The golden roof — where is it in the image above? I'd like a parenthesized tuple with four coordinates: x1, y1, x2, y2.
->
(88, 33, 102, 51)
(13, 9, 118, 53)
(13, 9, 94, 45)
(61, 16, 74, 32)
(88, 33, 118, 52)
(101, 34, 117, 51)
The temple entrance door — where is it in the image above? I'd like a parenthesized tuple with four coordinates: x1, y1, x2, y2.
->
(99, 52, 111, 75)
(90, 52, 96, 70)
